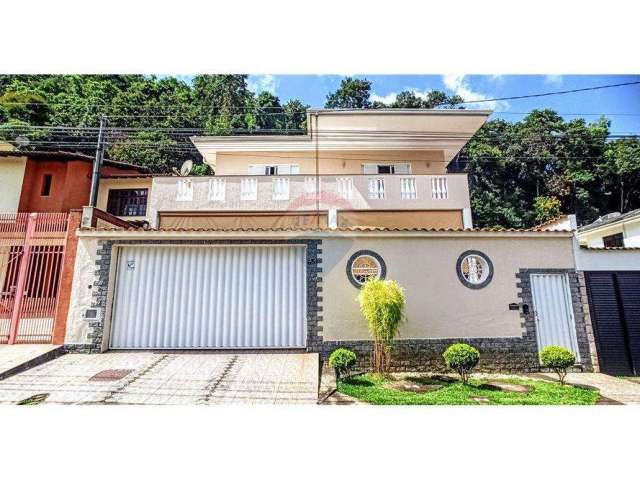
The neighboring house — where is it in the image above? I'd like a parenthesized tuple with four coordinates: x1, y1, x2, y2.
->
(556, 212, 640, 376)
(61, 109, 597, 374)
(0, 150, 149, 214)
(577, 209, 640, 248)
(0, 150, 149, 346)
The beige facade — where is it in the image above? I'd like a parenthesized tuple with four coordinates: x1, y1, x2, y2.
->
(214, 150, 447, 175)
(64, 230, 574, 346)
(321, 235, 575, 341)
(0, 154, 27, 213)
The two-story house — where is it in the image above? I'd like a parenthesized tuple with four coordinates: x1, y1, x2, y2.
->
(62, 109, 596, 373)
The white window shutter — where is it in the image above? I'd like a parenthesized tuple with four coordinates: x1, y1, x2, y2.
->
(362, 164, 378, 175)
(276, 164, 291, 175)
(394, 163, 411, 174)
(290, 164, 300, 174)
(248, 165, 264, 175)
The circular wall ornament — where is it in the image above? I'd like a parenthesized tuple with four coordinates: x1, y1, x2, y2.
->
(346, 250, 387, 288)
(456, 250, 494, 289)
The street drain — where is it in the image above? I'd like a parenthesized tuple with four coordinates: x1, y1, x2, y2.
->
(17, 393, 49, 405)
(89, 369, 134, 382)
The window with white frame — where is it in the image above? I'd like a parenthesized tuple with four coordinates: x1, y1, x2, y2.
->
(362, 163, 411, 175)
(336, 177, 354, 199)
(400, 177, 417, 200)
(240, 178, 258, 200)
(248, 164, 300, 175)
(176, 179, 193, 201)
(208, 178, 226, 201)
(368, 178, 385, 199)
(272, 177, 290, 200)
(431, 176, 448, 199)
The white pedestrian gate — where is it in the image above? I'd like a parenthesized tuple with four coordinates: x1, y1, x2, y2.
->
(530, 273, 580, 360)
(109, 245, 307, 349)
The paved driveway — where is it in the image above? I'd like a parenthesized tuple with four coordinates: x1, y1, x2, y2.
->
(0, 352, 319, 405)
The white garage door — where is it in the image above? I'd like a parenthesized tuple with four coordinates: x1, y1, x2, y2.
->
(109, 245, 307, 349)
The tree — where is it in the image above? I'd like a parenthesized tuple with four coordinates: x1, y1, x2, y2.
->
(192, 74, 252, 133)
(325, 77, 372, 109)
(358, 278, 406, 373)
(599, 138, 640, 213)
(534, 196, 562, 223)
(390, 90, 463, 109)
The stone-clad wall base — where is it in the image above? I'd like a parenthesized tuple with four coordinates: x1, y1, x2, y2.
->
(321, 338, 541, 373)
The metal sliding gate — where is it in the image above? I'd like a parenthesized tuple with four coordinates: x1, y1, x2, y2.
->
(0, 213, 69, 344)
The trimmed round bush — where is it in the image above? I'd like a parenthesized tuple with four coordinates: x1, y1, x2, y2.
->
(329, 348, 357, 379)
(443, 343, 480, 384)
(540, 345, 575, 384)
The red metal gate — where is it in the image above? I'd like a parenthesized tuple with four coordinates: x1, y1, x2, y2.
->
(0, 213, 69, 344)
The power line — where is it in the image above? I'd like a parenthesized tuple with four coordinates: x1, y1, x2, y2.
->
(439, 80, 640, 106)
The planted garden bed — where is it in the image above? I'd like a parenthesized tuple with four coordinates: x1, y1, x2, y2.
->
(336, 373, 599, 405)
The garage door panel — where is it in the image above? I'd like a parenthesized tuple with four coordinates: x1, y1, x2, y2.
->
(110, 246, 307, 349)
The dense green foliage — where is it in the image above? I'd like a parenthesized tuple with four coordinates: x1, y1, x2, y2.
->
(337, 373, 599, 405)
(0, 74, 637, 226)
(328, 348, 357, 379)
(442, 343, 481, 384)
(358, 279, 406, 373)
(540, 345, 576, 384)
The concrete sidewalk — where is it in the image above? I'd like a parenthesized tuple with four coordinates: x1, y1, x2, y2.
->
(535, 372, 640, 405)
(0, 345, 64, 381)
(0, 352, 319, 405)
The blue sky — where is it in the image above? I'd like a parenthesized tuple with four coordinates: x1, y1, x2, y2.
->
(245, 74, 640, 134)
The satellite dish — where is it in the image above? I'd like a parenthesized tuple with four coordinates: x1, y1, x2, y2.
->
(15, 136, 30, 147)
(180, 160, 193, 176)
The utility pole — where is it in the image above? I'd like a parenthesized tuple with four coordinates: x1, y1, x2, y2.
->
(89, 115, 106, 207)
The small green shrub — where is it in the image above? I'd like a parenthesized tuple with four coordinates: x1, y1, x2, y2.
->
(329, 348, 357, 380)
(443, 343, 480, 384)
(540, 345, 575, 385)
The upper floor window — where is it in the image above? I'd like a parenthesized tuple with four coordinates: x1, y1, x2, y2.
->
(40, 174, 53, 196)
(248, 164, 300, 175)
(362, 163, 411, 175)
(106, 189, 148, 217)
(603, 232, 624, 248)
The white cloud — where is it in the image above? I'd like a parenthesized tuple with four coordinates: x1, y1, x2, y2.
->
(248, 74, 278, 95)
(442, 74, 509, 111)
(544, 74, 563, 85)
(371, 87, 434, 106)
(370, 91, 398, 104)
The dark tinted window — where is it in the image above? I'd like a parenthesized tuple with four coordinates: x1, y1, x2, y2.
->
(106, 189, 148, 216)
(603, 232, 624, 248)
(40, 174, 53, 196)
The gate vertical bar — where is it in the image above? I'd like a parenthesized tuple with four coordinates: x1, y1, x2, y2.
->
(8, 213, 37, 344)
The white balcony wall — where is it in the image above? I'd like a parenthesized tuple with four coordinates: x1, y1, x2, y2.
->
(148, 174, 471, 226)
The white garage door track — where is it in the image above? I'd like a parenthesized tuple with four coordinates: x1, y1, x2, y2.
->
(0, 352, 319, 405)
